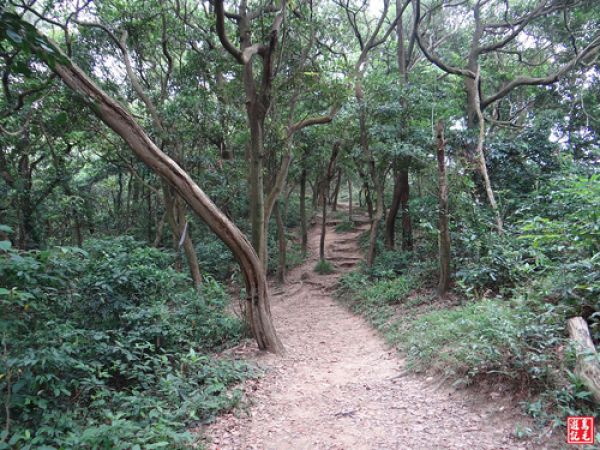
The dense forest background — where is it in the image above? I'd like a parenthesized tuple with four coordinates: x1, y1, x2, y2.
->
(1, 0, 599, 448)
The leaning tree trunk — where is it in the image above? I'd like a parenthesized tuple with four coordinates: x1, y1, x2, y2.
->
(567, 317, 600, 404)
(36, 40, 283, 353)
(436, 121, 451, 296)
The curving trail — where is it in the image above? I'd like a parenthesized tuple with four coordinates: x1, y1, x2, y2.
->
(201, 211, 533, 450)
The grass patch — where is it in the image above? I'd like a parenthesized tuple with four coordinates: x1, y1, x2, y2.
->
(335, 220, 355, 232)
(314, 259, 335, 274)
(337, 270, 414, 336)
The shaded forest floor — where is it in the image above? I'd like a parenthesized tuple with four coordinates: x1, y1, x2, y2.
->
(200, 208, 541, 449)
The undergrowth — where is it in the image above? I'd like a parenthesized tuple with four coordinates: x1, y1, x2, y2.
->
(0, 236, 252, 449)
(335, 220, 355, 233)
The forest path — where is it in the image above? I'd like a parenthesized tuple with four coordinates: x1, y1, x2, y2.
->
(202, 208, 531, 449)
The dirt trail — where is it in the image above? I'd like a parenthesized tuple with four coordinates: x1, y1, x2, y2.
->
(202, 213, 532, 449)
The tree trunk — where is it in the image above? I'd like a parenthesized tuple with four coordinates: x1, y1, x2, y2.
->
(300, 167, 308, 254)
(399, 170, 412, 250)
(473, 68, 503, 233)
(384, 167, 402, 250)
(357, 92, 382, 267)
(331, 169, 342, 212)
(176, 196, 203, 289)
(436, 121, 451, 296)
(16, 198, 37, 250)
(163, 185, 202, 288)
(274, 201, 286, 284)
(320, 143, 340, 261)
(153, 211, 166, 247)
(284, 184, 295, 224)
(320, 179, 327, 261)
(311, 177, 319, 208)
(247, 114, 267, 269)
(365, 185, 374, 220)
(146, 189, 153, 243)
(567, 317, 600, 404)
(42, 50, 283, 353)
(348, 177, 353, 221)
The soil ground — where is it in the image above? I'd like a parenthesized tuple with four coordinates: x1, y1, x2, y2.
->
(200, 210, 542, 450)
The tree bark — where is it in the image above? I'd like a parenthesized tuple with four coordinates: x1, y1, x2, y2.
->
(436, 121, 451, 296)
(37, 42, 283, 353)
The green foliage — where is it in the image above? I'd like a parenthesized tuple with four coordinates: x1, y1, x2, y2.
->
(196, 238, 236, 280)
(455, 233, 530, 297)
(314, 259, 335, 275)
(0, 237, 249, 449)
(285, 240, 306, 270)
(0, 12, 67, 68)
(363, 250, 411, 279)
(400, 299, 564, 386)
(341, 166, 600, 438)
(337, 270, 415, 334)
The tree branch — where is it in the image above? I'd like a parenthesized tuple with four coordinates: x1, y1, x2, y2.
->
(214, 0, 244, 64)
(414, 0, 475, 79)
(482, 36, 600, 109)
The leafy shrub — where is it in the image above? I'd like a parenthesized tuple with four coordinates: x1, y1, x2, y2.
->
(516, 174, 600, 327)
(196, 238, 236, 280)
(0, 237, 249, 449)
(455, 234, 532, 297)
(364, 250, 411, 279)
